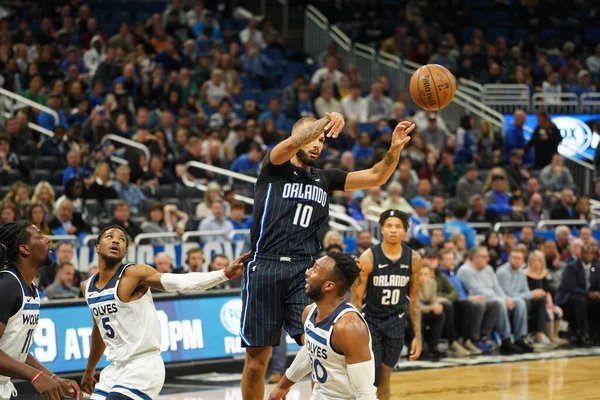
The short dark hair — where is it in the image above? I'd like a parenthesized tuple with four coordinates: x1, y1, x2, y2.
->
(97, 225, 129, 247)
(325, 244, 344, 253)
(0, 221, 33, 268)
(328, 252, 361, 296)
(231, 200, 245, 210)
(379, 209, 410, 231)
(453, 203, 469, 219)
(57, 262, 74, 272)
(211, 254, 228, 263)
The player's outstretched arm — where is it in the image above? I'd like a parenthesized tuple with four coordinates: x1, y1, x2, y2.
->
(81, 281, 105, 396)
(344, 121, 415, 191)
(135, 252, 251, 292)
(269, 112, 344, 165)
(351, 249, 374, 311)
(332, 313, 377, 400)
(268, 306, 314, 400)
(408, 252, 423, 361)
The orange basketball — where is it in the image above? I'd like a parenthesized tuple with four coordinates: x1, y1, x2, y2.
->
(409, 64, 456, 111)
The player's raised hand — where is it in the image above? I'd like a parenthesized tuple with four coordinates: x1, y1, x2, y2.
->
(80, 369, 97, 395)
(224, 252, 252, 279)
(390, 121, 415, 153)
(324, 112, 345, 138)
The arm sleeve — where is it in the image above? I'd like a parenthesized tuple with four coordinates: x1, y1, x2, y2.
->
(491, 271, 507, 298)
(496, 269, 512, 296)
(160, 270, 228, 293)
(347, 360, 378, 400)
(323, 168, 348, 192)
(284, 345, 312, 383)
(0, 275, 22, 325)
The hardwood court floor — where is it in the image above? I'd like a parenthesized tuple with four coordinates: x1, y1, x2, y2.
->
(157, 356, 600, 400)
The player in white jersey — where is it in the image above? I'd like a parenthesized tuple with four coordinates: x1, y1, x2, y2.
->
(0, 221, 81, 400)
(80, 226, 249, 399)
(269, 252, 377, 400)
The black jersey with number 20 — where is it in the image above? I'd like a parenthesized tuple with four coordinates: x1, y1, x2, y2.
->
(250, 151, 348, 257)
(363, 243, 413, 320)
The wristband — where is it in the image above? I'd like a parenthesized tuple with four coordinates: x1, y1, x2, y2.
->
(50, 374, 57, 380)
(30, 371, 43, 384)
(223, 268, 232, 280)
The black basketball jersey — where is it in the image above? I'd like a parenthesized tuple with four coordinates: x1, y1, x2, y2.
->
(250, 151, 347, 257)
(362, 243, 413, 319)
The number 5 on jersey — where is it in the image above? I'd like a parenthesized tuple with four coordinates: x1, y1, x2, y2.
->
(293, 204, 314, 228)
(102, 316, 115, 338)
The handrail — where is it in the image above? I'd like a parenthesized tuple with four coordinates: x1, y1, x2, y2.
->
(305, 4, 329, 29)
(82, 235, 97, 246)
(564, 155, 594, 170)
(590, 219, 600, 230)
(402, 59, 421, 71)
(48, 235, 79, 242)
(0, 87, 59, 124)
(493, 221, 536, 232)
(101, 134, 150, 167)
(453, 90, 505, 131)
(181, 229, 250, 242)
(134, 232, 181, 245)
(329, 26, 352, 52)
(180, 176, 255, 206)
(353, 42, 376, 58)
(2, 109, 54, 137)
(378, 51, 401, 67)
(458, 78, 484, 94)
(182, 161, 257, 184)
(414, 222, 493, 237)
(536, 219, 589, 229)
(329, 210, 363, 232)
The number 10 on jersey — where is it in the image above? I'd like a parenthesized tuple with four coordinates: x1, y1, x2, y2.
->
(293, 204, 314, 228)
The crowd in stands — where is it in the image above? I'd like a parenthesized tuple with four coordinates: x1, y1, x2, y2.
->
(0, 0, 599, 356)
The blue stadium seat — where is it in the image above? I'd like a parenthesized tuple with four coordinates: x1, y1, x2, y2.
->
(286, 63, 307, 76)
(584, 27, 600, 45)
(156, 184, 176, 199)
(343, 236, 357, 253)
(259, 89, 282, 107)
(30, 169, 51, 185)
(264, 48, 284, 63)
(281, 74, 295, 88)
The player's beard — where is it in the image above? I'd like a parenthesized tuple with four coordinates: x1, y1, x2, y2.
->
(101, 252, 124, 269)
(306, 283, 324, 301)
(296, 149, 317, 167)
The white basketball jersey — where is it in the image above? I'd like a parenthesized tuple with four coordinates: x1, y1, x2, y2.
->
(85, 263, 160, 362)
(0, 268, 40, 387)
(304, 302, 374, 400)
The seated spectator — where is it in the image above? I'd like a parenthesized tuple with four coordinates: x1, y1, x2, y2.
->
(352, 133, 374, 166)
(68, 97, 90, 126)
(483, 168, 514, 215)
(23, 75, 47, 105)
(366, 81, 393, 122)
(333, 191, 364, 222)
(0, 135, 25, 181)
(418, 153, 442, 186)
(44, 262, 80, 300)
(423, 249, 473, 356)
(314, 84, 343, 118)
(550, 188, 577, 220)
(450, 233, 468, 266)
(408, 196, 430, 238)
(185, 247, 204, 273)
(574, 196, 592, 223)
(541, 71, 562, 98)
(428, 40, 457, 73)
(202, 68, 229, 108)
(56, 177, 86, 215)
(430, 228, 446, 249)
(504, 149, 530, 192)
(153, 253, 173, 274)
(86, 162, 118, 205)
(38, 242, 78, 289)
(360, 187, 384, 218)
(526, 193, 549, 225)
(476, 119, 504, 169)
(192, 10, 221, 41)
(458, 247, 532, 354)
(83, 35, 107, 76)
(455, 116, 477, 164)
(259, 98, 287, 133)
(107, 200, 142, 242)
(143, 154, 176, 186)
(296, 86, 316, 119)
(556, 244, 600, 345)
(469, 194, 495, 225)
(208, 254, 241, 289)
(27, 203, 51, 235)
(240, 41, 273, 87)
(555, 225, 572, 261)
(231, 142, 262, 177)
(198, 200, 234, 243)
(41, 126, 69, 159)
(62, 150, 93, 186)
(526, 250, 569, 346)
(579, 226, 593, 245)
(239, 19, 266, 50)
(497, 250, 551, 349)
(230, 201, 252, 230)
(426, 194, 446, 224)
(310, 55, 343, 89)
(209, 98, 239, 130)
(443, 203, 476, 250)
(540, 154, 575, 194)
(341, 84, 368, 123)
(38, 93, 69, 132)
(31, 181, 55, 219)
(568, 70, 595, 96)
(49, 198, 90, 236)
(0, 202, 19, 227)
(525, 111, 562, 169)
(503, 110, 527, 163)
(437, 249, 499, 353)
(419, 263, 448, 358)
(382, 182, 415, 215)
(113, 165, 147, 215)
(3, 181, 31, 213)
(196, 182, 229, 218)
(438, 149, 465, 196)
(142, 201, 181, 244)
(456, 164, 483, 205)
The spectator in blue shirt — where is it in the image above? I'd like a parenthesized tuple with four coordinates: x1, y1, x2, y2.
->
(67, 97, 90, 126)
(89, 80, 106, 109)
(62, 150, 93, 186)
(483, 168, 514, 215)
(455, 115, 477, 164)
(443, 203, 477, 250)
(568, 70, 596, 96)
(241, 42, 273, 80)
(112, 165, 147, 215)
(231, 142, 262, 177)
(351, 133, 374, 165)
(112, 63, 140, 99)
(38, 93, 69, 131)
(504, 109, 528, 163)
(259, 98, 287, 132)
(192, 11, 222, 40)
(230, 201, 253, 230)
(41, 126, 69, 159)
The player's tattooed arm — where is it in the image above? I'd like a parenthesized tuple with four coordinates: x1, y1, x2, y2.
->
(351, 249, 374, 311)
(344, 121, 415, 191)
(269, 113, 345, 165)
(408, 252, 423, 361)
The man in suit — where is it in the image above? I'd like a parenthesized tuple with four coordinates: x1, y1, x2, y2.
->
(550, 189, 576, 220)
(556, 243, 600, 344)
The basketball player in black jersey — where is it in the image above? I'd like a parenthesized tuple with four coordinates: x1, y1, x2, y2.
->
(352, 210, 423, 400)
(241, 112, 415, 400)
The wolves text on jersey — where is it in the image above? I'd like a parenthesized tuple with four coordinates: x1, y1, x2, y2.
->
(282, 183, 327, 207)
(307, 339, 328, 359)
(92, 303, 118, 317)
(22, 313, 39, 325)
(372, 275, 410, 287)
